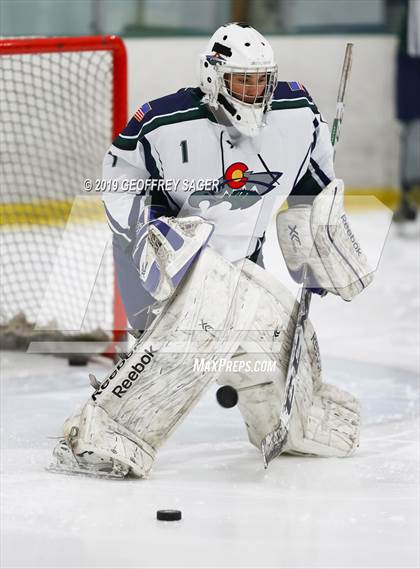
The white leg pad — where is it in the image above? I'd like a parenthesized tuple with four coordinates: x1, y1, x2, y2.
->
(220, 259, 360, 458)
(53, 247, 283, 477)
(61, 403, 156, 477)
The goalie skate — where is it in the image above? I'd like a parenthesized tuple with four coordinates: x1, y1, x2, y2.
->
(261, 421, 288, 468)
(47, 437, 130, 480)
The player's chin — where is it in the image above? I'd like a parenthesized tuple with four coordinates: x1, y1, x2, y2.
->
(233, 95, 264, 105)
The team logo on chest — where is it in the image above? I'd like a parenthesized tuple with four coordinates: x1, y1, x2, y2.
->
(188, 161, 282, 211)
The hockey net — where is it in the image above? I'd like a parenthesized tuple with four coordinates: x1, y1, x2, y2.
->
(0, 36, 127, 351)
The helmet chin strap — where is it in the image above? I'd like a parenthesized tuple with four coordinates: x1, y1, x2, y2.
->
(217, 93, 237, 117)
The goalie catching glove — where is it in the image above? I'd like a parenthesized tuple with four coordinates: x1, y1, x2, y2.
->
(276, 179, 374, 301)
(132, 211, 214, 302)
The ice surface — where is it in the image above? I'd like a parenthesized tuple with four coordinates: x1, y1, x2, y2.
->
(1, 213, 419, 569)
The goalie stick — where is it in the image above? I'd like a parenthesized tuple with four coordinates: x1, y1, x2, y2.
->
(261, 43, 354, 468)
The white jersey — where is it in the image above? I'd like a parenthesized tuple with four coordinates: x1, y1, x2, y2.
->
(103, 82, 335, 262)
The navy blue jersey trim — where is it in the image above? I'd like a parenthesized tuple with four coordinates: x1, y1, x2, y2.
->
(141, 135, 179, 216)
(140, 137, 161, 180)
(310, 158, 331, 186)
(311, 126, 317, 152)
(292, 143, 312, 191)
(113, 88, 216, 151)
(289, 170, 323, 205)
(273, 81, 311, 100)
(103, 203, 131, 238)
(272, 82, 319, 114)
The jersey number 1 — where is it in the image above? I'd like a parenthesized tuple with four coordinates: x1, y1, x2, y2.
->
(180, 140, 189, 163)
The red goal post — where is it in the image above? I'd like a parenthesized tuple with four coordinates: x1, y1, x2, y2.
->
(0, 35, 128, 350)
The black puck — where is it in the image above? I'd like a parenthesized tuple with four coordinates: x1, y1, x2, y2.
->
(68, 355, 88, 366)
(156, 509, 182, 521)
(216, 385, 238, 408)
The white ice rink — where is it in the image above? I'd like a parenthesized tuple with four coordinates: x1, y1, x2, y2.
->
(1, 211, 419, 569)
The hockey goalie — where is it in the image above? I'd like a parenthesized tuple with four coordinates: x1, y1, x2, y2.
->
(50, 23, 373, 478)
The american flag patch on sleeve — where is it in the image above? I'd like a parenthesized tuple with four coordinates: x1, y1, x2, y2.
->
(134, 102, 152, 122)
(288, 81, 304, 92)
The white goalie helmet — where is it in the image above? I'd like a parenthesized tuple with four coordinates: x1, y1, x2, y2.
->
(199, 22, 278, 137)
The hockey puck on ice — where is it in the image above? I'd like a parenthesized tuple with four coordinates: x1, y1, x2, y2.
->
(68, 355, 88, 366)
(216, 385, 238, 408)
(156, 509, 182, 521)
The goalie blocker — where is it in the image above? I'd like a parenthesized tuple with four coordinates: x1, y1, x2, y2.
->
(50, 212, 364, 478)
(276, 179, 374, 299)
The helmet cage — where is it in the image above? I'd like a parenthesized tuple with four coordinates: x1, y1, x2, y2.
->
(222, 65, 278, 109)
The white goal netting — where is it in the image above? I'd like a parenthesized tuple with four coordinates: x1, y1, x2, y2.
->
(0, 37, 127, 349)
